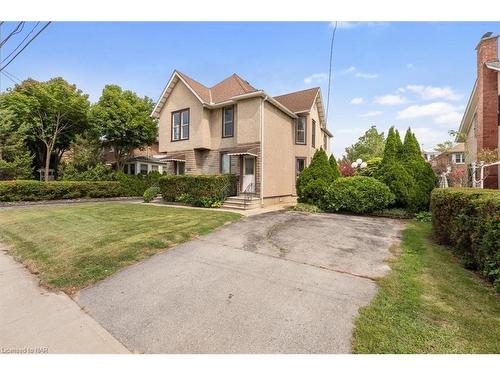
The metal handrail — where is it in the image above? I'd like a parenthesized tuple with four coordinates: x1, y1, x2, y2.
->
(242, 183, 255, 209)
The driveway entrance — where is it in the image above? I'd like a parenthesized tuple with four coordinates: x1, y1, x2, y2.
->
(77, 211, 403, 353)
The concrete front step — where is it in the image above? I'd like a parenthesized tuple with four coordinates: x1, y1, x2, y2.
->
(222, 196, 261, 210)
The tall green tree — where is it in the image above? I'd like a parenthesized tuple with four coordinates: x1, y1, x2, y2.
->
(91, 85, 158, 171)
(344, 125, 385, 162)
(296, 148, 336, 203)
(329, 154, 341, 179)
(0, 78, 90, 181)
(375, 127, 415, 208)
(402, 128, 437, 211)
(0, 108, 33, 180)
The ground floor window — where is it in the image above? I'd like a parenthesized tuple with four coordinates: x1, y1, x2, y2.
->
(220, 153, 231, 174)
(140, 164, 149, 175)
(176, 161, 185, 175)
(296, 157, 306, 178)
(129, 163, 136, 175)
(151, 165, 159, 172)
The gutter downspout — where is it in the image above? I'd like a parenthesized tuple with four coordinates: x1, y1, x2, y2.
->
(260, 96, 267, 207)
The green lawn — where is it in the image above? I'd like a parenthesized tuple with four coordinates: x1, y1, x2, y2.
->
(353, 221, 500, 353)
(0, 203, 240, 293)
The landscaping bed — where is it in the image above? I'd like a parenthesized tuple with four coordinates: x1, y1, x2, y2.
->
(0, 202, 241, 293)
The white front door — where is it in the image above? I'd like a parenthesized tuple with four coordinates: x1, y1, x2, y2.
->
(242, 156, 255, 193)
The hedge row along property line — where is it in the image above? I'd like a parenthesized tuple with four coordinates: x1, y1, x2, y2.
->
(430, 188, 500, 291)
(0, 180, 126, 202)
(159, 174, 238, 208)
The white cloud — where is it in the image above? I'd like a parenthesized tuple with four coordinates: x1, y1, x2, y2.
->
(434, 112, 463, 126)
(411, 127, 452, 151)
(405, 84, 462, 101)
(397, 102, 463, 127)
(406, 63, 414, 69)
(355, 72, 378, 79)
(350, 97, 364, 105)
(373, 94, 406, 105)
(304, 73, 328, 84)
(359, 111, 383, 117)
(342, 66, 378, 79)
(330, 21, 390, 29)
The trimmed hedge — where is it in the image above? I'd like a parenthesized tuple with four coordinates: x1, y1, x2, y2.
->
(320, 176, 395, 214)
(431, 188, 500, 290)
(0, 180, 124, 202)
(159, 174, 238, 206)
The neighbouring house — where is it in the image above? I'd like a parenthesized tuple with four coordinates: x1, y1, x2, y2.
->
(151, 70, 333, 207)
(432, 143, 467, 187)
(104, 142, 170, 175)
(422, 150, 439, 163)
(457, 32, 500, 189)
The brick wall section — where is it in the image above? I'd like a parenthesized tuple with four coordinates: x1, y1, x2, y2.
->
(168, 142, 261, 195)
(476, 35, 499, 188)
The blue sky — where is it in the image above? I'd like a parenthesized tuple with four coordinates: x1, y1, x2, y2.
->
(1, 21, 499, 157)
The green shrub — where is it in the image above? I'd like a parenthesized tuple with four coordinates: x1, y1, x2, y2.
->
(370, 207, 415, 219)
(329, 154, 341, 179)
(415, 211, 432, 223)
(297, 148, 337, 203)
(143, 186, 160, 203)
(430, 188, 500, 290)
(358, 157, 382, 177)
(321, 176, 395, 213)
(376, 162, 415, 208)
(0, 180, 123, 202)
(292, 203, 323, 213)
(159, 174, 238, 206)
(60, 163, 115, 181)
(301, 179, 329, 207)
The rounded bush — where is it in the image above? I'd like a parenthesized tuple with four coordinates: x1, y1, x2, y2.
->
(321, 176, 395, 213)
(143, 186, 160, 203)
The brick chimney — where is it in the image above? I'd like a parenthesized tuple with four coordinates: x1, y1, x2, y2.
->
(475, 32, 499, 188)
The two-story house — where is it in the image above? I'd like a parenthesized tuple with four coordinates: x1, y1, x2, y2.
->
(457, 32, 500, 189)
(151, 70, 333, 207)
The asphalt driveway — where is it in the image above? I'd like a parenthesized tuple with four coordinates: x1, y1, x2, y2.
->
(77, 211, 404, 353)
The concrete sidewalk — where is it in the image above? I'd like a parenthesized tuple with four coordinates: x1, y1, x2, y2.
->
(0, 248, 128, 354)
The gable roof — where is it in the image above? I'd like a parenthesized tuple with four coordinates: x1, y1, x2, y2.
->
(273, 87, 320, 113)
(152, 70, 259, 117)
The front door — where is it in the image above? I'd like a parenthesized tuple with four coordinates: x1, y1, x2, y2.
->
(242, 156, 256, 193)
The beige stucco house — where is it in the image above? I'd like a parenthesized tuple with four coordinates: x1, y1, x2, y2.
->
(151, 70, 333, 207)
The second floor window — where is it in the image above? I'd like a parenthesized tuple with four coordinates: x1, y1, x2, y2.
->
(295, 117, 306, 144)
(223, 106, 234, 137)
(172, 109, 190, 141)
(312, 119, 316, 148)
(454, 153, 464, 164)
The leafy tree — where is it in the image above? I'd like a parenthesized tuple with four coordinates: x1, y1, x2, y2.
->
(64, 133, 104, 172)
(329, 154, 341, 179)
(296, 148, 337, 203)
(0, 78, 90, 181)
(91, 85, 158, 171)
(434, 140, 454, 153)
(344, 125, 385, 162)
(0, 108, 33, 180)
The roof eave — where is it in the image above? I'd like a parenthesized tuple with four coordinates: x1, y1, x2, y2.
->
(456, 80, 478, 141)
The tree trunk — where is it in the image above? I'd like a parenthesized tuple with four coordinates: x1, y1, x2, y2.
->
(44, 143, 53, 182)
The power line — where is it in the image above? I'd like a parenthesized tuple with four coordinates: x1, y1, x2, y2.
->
(0, 22, 25, 48)
(0, 22, 40, 65)
(0, 22, 51, 72)
(325, 21, 338, 125)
